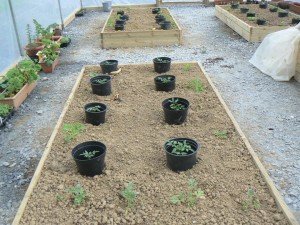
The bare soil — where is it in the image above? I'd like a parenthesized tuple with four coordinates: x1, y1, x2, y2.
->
(19, 63, 289, 225)
(223, 4, 299, 26)
(104, 8, 178, 32)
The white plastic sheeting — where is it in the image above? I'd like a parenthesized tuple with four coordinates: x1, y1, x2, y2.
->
(249, 24, 300, 81)
(83, 0, 155, 6)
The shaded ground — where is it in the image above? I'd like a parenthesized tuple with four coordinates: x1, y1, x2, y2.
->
(0, 4, 299, 225)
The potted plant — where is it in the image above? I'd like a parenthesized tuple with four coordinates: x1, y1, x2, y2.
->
(47, 23, 62, 36)
(292, 18, 300, 24)
(90, 75, 112, 96)
(33, 19, 61, 42)
(75, 9, 85, 17)
(160, 21, 171, 30)
(257, 18, 266, 25)
(115, 24, 125, 31)
(117, 10, 124, 15)
(37, 39, 60, 73)
(156, 15, 166, 24)
(60, 36, 71, 48)
(153, 57, 171, 73)
(164, 138, 199, 171)
(231, 2, 239, 9)
(24, 24, 44, 59)
(120, 15, 129, 20)
(259, 1, 268, 9)
(0, 103, 13, 127)
(152, 8, 161, 14)
(278, 10, 289, 17)
(72, 141, 106, 176)
(240, 7, 249, 13)
(162, 97, 189, 125)
(100, 60, 118, 74)
(269, 7, 278, 12)
(84, 102, 107, 125)
(247, 12, 256, 17)
(154, 75, 175, 92)
(0, 60, 40, 108)
(116, 19, 126, 25)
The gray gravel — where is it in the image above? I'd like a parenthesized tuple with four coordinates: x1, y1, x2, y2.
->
(0, 5, 299, 225)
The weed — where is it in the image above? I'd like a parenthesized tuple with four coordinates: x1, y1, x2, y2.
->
(69, 184, 87, 205)
(189, 77, 204, 93)
(168, 98, 186, 111)
(0, 104, 12, 118)
(214, 130, 228, 139)
(242, 188, 260, 211)
(56, 194, 65, 202)
(80, 150, 99, 159)
(89, 72, 99, 78)
(183, 64, 192, 72)
(121, 182, 137, 209)
(166, 140, 193, 156)
(171, 179, 205, 207)
(63, 123, 85, 143)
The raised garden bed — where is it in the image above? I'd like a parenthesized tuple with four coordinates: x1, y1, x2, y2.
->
(101, 8, 182, 49)
(215, 4, 299, 42)
(13, 63, 297, 225)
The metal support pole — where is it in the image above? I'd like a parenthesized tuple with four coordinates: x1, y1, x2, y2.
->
(7, 0, 23, 56)
(80, 0, 83, 9)
(57, 0, 65, 30)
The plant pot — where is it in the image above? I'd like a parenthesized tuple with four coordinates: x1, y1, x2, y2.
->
(231, 3, 239, 9)
(156, 17, 166, 24)
(115, 24, 125, 31)
(240, 8, 249, 13)
(24, 43, 44, 58)
(153, 57, 171, 73)
(120, 15, 129, 20)
(247, 12, 256, 17)
(292, 18, 300, 24)
(102, 1, 112, 12)
(60, 38, 71, 48)
(154, 75, 175, 92)
(100, 60, 118, 74)
(39, 58, 59, 73)
(277, 2, 290, 10)
(117, 10, 124, 15)
(75, 9, 85, 17)
(152, 8, 161, 14)
(290, 3, 300, 14)
(164, 138, 199, 172)
(257, 19, 266, 25)
(72, 141, 106, 176)
(0, 110, 14, 128)
(53, 28, 62, 36)
(278, 11, 289, 17)
(85, 102, 107, 125)
(162, 97, 189, 125)
(259, 3, 268, 9)
(269, 7, 278, 12)
(160, 21, 171, 30)
(116, 19, 126, 25)
(90, 75, 112, 96)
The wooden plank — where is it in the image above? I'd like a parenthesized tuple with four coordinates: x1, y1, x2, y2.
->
(11, 66, 87, 225)
(64, 8, 80, 27)
(198, 62, 299, 225)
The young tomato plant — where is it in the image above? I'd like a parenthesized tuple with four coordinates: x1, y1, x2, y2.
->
(168, 98, 186, 110)
(166, 140, 193, 156)
(80, 150, 99, 160)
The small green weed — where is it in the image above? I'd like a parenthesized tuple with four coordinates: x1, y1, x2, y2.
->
(183, 64, 192, 72)
(69, 184, 87, 205)
(89, 72, 99, 78)
(121, 182, 137, 209)
(214, 130, 228, 139)
(242, 188, 260, 211)
(189, 77, 204, 93)
(63, 123, 85, 143)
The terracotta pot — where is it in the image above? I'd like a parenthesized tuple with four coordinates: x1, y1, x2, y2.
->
(40, 58, 59, 73)
(290, 3, 300, 14)
(24, 43, 44, 57)
(53, 28, 62, 36)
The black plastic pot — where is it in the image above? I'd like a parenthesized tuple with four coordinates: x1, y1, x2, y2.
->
(231, 3, 239, 9)
(116, 19, 126, 25)
(269, 7, 278, 12)
(115, 24, 125, 31)
(247, 12, 256, 17)
(162, 97, 189, 125)
(152, 8, 161, 14)
(259, 3, 268, 9)
(75, 9, 85, 17)
(278, 11, 289, 17)
(154, 75, 175, 92)
(160, 21, 171, 30)
(72, 141, 106, 176)
(240, 8, 249, 13)
(156, 16, 166, 24)
(60, 38, 71, 48)
(90, 75, 112, 96)
(153, 57, 171, 73)
(100, 60, 118, 74)
(292, 18, 300, 24)
(117, 10, 124, 15)
(120, 15, 129, 20)
(85, 102, 107, 125)
(257, 19, 266, 25)
(164, 138, 199, 172)
(0, 110, 14, 128)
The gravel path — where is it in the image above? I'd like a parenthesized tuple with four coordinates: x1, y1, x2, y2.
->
(0, 5, 299, 224)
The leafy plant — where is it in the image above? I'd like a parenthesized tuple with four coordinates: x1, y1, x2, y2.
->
(171, 179, 205, 207)
(37, 39, 60, 66)
(242, 188, 260, 211)
(183, 63, 192, 72)
(214, 130, 228, 139)
(86, 105, 103, 112)
(166, 140, 193, 155)
(80, 150, 99, 159)
(0, 60, 40, 99)
(33, 19, 53, 40)
(60, 36, 70, 44)
(121, 182, 137, 209)
(189, 77, 204, 93)
(155, 58, 170, 63)
(0, 104, 12, 117)
(93, 78, 108, 84)
(89, 72, 99, 78)
(247, 16, 256, 21)
(157, 76, 172, 83)
(168, 98, 186, 111)
(63, 123, 85, 143)
(25, 24, 41, 48)
(69, 184, 87, 205)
